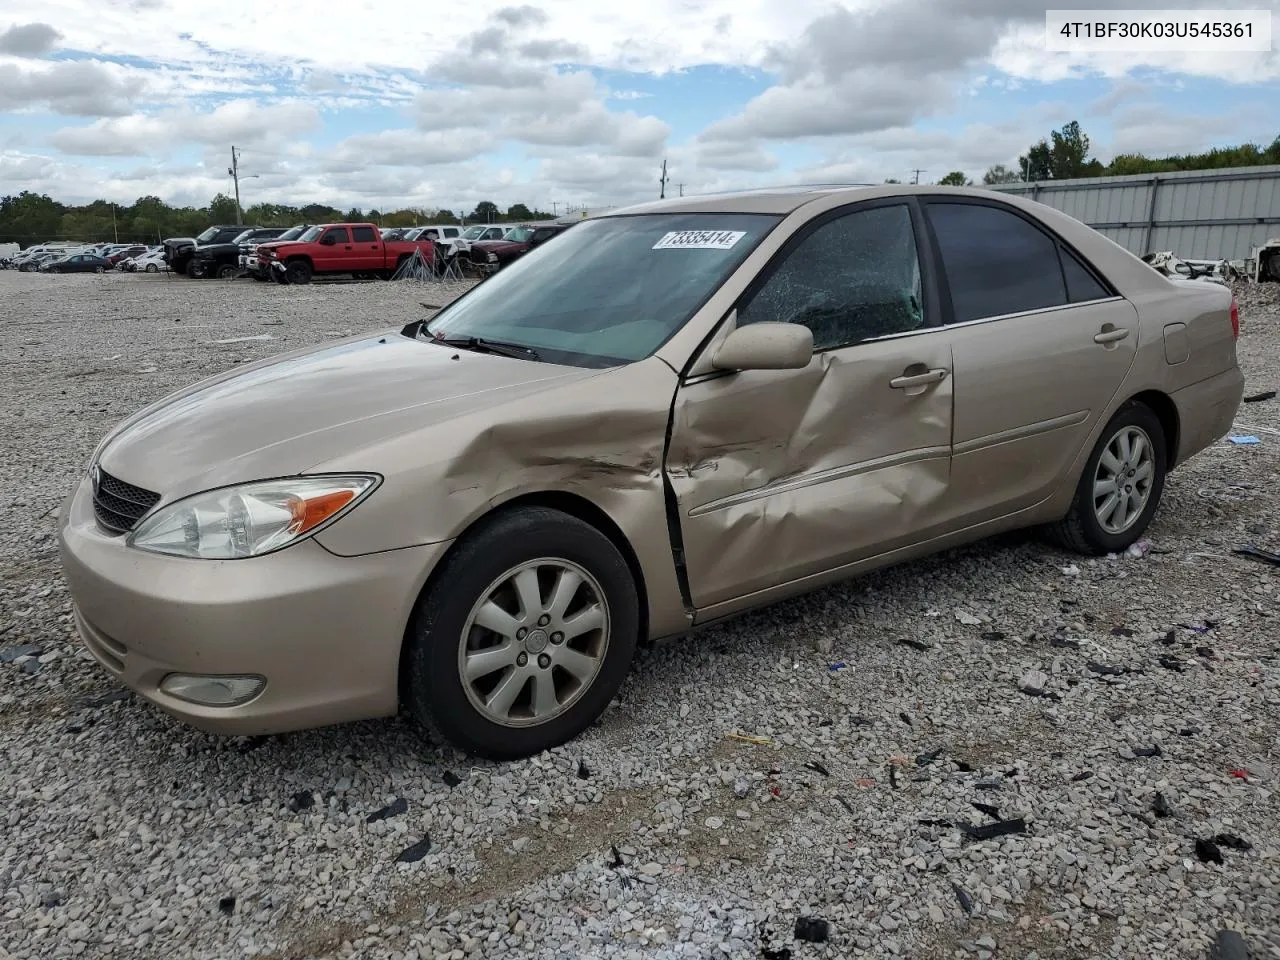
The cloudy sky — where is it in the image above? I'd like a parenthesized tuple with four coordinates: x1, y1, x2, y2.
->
(0, 0, 1277, 214)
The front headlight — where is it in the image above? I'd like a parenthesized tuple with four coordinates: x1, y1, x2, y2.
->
(486, 252, 498, 262)
(128, 474, 379, 560)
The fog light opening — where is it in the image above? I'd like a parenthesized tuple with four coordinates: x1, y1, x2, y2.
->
(159, 673, 266, 707)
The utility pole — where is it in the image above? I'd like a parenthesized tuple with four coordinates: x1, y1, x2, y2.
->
(910, 169, 924, 185)
(678, 183, 684, 197)
(111, 203, 118, 243)
(552, 201, 558, 217)
(659, 158, 669, 199)
(228, 146, 244, 225)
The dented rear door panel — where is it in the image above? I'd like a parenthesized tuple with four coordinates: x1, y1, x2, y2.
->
(666, 335, 954, 610)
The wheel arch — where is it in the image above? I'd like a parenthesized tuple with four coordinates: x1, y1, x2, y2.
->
(1127, 389, 1181, 467)
(395, 490, 652, 702)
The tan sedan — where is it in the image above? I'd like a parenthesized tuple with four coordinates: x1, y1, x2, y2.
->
(57, 185, 1244, 758)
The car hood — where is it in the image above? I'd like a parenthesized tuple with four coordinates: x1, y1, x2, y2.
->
(193, 242, 241, 256)
(97, 331, 595, 499)
(472, 239, 524, 252)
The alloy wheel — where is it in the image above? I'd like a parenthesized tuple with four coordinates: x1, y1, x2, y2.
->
(1092, 425, 1155, 534)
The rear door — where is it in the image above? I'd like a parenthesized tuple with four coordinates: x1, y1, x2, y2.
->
(666, 200, 956, 610)
(922, 197, 1139, 524)
(350, 225, 382, 270)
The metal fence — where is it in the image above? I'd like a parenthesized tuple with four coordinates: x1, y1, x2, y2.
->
(989, 165, 1280, 260)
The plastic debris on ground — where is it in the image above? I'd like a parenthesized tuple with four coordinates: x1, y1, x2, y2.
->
(365, 797, 408, 823)
(793, 917, 830, 943)
(726, 732, 771, 746)
(1125, 538, 1153, 559)
(1242, 390, 1276, 402)
(1233, 545, 1280, 568)
(1227, 435, 1261, 445)
(396, 836, 432, 863)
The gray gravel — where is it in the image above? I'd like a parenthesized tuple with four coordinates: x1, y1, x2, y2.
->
(1, 269, 1278, 960)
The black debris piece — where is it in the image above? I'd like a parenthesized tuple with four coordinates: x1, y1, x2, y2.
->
(576, 758, 591, 780)
(19, 660, 41, 676)
(1179, 726, 1202, 736)
(1213, 833, 1252, 851)
(218, 896, 235, 916)
(366, 797, 408, 823)
(889, 765, 900, 790)
(1210, 929, 1250, 960)
(981, 631, 1006, 642)
(237, 735, 272, 754)
(954, 760, 974, 772)
(803, 760, 830, 777)
(1050, 751, 1064, 759)
(1233, 545, 1280, 568)
(761, 948, 793, 960)
(971, 801, 1001, 820)
(1158, 655, 1185, 672)
(793, 917, 830, 944)
(1152, 792, 1173, 818)
(919, 818, 955, 827)
(609, 845, 625, 869)
(287, 791, 314, 813)
(1088, 661, 1128, 677)
(974, 779, 1003, 790)
(77, 688, 130, 708)
(961, 817, 1027, 841)
(951, 882, 975, 916)
(41, 894, 63, 909)
(1195, 838, 1224, 865)
(897, 638, 932, 652)
(1178, 621, 1217, 634)
(396, 835, 432, 863)
(898, 711, 913, 726)
(1243, 390, 1276, 403)
(916, 747, 945, 767)
(1049, 637, 1082, 650)
(441, 770, 462, 788)
(850, 715, 871, 727)
(835, 796, 855, 816)
(1159, 631, 1177, 646)
(1196, 646, 1216, 659)
(1111, 626, 1135, 637)
(1132, 745, 1163, 758)
(0, 643, 43, 663)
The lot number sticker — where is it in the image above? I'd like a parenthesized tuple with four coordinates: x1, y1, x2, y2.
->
(652, 230, 746, 250)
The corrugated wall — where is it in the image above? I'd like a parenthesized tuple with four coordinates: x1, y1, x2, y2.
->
(989, 165, 1280, 260)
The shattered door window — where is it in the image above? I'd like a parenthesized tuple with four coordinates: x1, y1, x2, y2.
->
(738, 204, 926, 350)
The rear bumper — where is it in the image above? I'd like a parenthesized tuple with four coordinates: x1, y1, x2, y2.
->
(1170, 366, 1245, 467)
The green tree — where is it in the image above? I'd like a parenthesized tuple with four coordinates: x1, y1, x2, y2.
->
(883, 178, 901, 184)
(470, 200, 500, 222)
(208, 193, 239, 223)
(0, 191, 65, 246)
(506, 202, 533, 220)
(938, 171, 970, 186)
(981, 164, 1021, 184)
(343, 207, 365, 222)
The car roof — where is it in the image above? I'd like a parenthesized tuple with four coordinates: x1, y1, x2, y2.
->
(599, 183, 1034, 217)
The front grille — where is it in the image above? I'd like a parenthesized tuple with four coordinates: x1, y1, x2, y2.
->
(93, 468, 161, 535)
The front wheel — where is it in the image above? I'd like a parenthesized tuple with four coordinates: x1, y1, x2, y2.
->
(1048, 401, 1167, 555)
(187, 261, 204, 278)
(284, 260, 311, 284)
(404, 507, 639, 759)
(94, 266, 104, 274)
(145, 263, 158, 273)
(216, 264, 237, 280)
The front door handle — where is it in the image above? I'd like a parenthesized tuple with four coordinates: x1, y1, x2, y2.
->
(344, 245, 353, 250)
(1094, 326, 1130, 344)
(890, 368, 948, 390)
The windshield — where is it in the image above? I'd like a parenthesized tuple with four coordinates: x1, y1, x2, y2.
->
(196, 227, 221, 243)
(460, 225, 487, 239)
(382, 229, 405, 240)
(232, 230, 253, 244)
(503, 226, 534, 243)
(425, 213, 780, 367)
(298, 226, 324, 242)
(275, 226, 305, 241)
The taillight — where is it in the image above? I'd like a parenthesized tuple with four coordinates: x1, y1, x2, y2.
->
(1230, 297, 1240, 339)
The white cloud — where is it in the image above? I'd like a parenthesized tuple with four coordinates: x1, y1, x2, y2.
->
(0, 22, 62, 56)
(0, 59, 147, 116)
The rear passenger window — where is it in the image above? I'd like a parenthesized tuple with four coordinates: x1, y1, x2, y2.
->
(351, 226, 377, 242)
(927, 202, 1067, 323)
(1059, 245, 1110, 302)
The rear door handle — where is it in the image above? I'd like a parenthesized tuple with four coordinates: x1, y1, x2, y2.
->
(1094, 327, 1129, 344)
(890, 368, 948, 390)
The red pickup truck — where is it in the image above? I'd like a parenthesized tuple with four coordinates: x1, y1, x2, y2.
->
(261, 223, 433, 284)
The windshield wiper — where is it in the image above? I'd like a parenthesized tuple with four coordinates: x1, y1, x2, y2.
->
(428, 331, 542, 362)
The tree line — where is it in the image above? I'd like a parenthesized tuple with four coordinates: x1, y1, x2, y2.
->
(929, 124, 1280, 187)
(0, 192, 556, 248)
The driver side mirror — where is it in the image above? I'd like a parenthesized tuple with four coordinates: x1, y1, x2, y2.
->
(711, 322, 813, 371)
(320, 234, 336, 246)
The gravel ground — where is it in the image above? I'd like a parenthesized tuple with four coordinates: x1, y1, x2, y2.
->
(0, 270, 1278, 960)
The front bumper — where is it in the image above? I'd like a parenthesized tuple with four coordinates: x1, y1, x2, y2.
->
(57, 475, 450, 735)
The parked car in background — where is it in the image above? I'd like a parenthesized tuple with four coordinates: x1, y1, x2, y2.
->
(106, 245, 149, 266)
(243, 225, 314, 281)
(41, 253, 113, 274)
(163, 225, 252, 277)
(260, 222, 431, 284)
(188, 227, 289, 279)
(54, 185, 1245, 759)
(123, 250, 169, 273)
(467, 222, 574, 273)
(447, 223, 515, 256)
(18, 252, 63, 271)
(405, 225, 462, 243)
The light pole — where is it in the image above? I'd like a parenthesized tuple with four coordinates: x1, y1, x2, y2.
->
(227, 146, 261, 224)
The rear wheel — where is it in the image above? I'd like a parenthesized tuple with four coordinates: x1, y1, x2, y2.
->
(1048, 401, 1167, 555)
(187, 261, 204, 278)
(216, 263, 237, 280)
(145, 263, 158, 273)
(404, 507, 639, 759)
(284, 260, 312, 284)
(94, 265, 104, 274)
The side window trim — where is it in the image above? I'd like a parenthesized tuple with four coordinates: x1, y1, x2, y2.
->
(730, 196, 944, 354)
(919, 195, 1119, 327)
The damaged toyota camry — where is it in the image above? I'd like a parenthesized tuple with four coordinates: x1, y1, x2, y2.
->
(58, 185, 1244, 759)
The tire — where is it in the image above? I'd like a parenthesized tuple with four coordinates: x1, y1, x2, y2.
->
(285, 260, 312, 284)
(94, 265, 104, 274)
(404, 507, 640, 759)
(216, 263, 237, 280)
(187, 261, 204, 278)
(1048, 400, 1167, 556)
(145, 263, 158, 273)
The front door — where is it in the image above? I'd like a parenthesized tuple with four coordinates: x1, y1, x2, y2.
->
(921, 198, 1140, 524)
(666, 201, 956, 610)
(316, 226, 351, 271)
